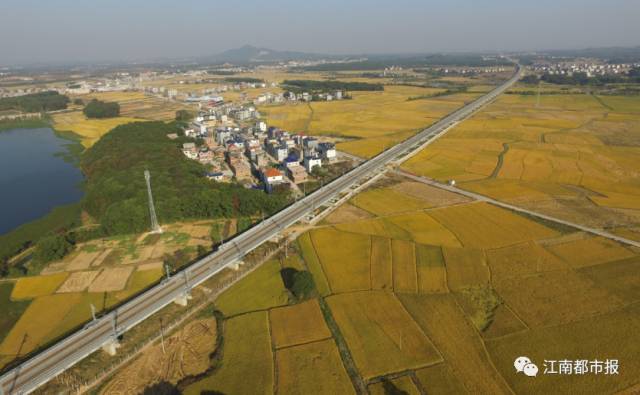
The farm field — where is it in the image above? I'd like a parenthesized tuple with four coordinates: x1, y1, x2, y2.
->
(326, 291, 441, 379)
(184, 311, 273, 395)
(276, 339, 355, 395)
(51, 110, 140, 147)
(99, 317, 217, 394)
(261, 84, 487, 158)
(0, 220, 221, 370)
(402, 87, 640, 231)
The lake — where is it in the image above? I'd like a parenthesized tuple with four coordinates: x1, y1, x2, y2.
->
(0, 127, 84, 235)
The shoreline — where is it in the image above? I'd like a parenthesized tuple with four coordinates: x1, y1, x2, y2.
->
(0, 124, 86, 264)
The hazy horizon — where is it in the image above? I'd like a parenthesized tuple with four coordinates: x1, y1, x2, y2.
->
(1, 0, 639, 66)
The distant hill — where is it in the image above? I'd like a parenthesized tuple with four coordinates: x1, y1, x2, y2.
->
(203, 45, 328, 64)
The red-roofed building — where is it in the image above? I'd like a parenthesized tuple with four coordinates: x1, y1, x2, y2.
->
(260, 167, 284, 185)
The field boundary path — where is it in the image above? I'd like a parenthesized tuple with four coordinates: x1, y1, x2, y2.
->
(0, 63, 523, 395)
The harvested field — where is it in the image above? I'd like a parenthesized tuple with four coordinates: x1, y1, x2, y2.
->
(100, 318, 217, 395)
(415, 363, 468, 394)
(184, 312, 273, 395)
(370, 236, 393, 290)
(11, 273, 68, 300)
(88, 267, 134, 293)
(442, 247, 489, 291)
(544, 236, 635, 268)
(276, 339, 355, 395)
(391, 181, 471, 207)
(323, 203, 373, 224)
(269, 299, 331, 349)
(369, 375, 420, 395)
(136, 261, 163, 271)
(392, 239, 418, 293)
(428, 202, 559, 248)
(215, 259, 288, 317)
(57, 271, 100, 293)
(494, 269, 624, 327)
(415, 244, 447, 293)
(399, 294, 511, 394)
(486, 303, 640, 395)
(311, 228, 371, 293)
(327, 291, 441, 379)
(66, 250, 102, 271)
(90, 249, 113, 267)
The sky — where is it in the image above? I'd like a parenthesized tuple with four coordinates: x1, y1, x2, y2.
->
(0, 0, 638, 65)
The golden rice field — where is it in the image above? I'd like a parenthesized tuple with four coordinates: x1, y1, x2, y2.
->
(327, 291, 441, 378)
(184, 311, 273, 395)
(261, 84, 483, 158)
(276, 339, 355, 395)
(310, 227, 371, 293)
(52, 110, 140, 147)
(368, 375, 420, 395)
(402, 89, 640, 229)
(268, 299, 331, 349)
(10, 272, 68, 300)
(215, 259, 288, 317)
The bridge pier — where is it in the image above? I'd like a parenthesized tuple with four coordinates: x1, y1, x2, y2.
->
(173, 292, 192, 307)
(102, 338, 120, 356)
(230, 260, 245, 271)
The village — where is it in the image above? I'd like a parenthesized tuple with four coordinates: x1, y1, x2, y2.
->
(177, 105, 341, 195)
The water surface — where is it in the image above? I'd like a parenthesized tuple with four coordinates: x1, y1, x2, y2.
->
(0, 127, 84, 235)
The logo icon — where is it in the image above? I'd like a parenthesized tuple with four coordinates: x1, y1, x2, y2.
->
(514, 356, 538, 377)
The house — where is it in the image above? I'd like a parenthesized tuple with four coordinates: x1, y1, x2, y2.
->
(318, 142, 337, 162)
(283, 152, 300, 168)
(303, 137, 319, 150)
(287, 164, 307, 183)
(261, 167, 284, 185)
(206, 172, 226, 182)
(182, 142, 198, 159)
(303, 156, 323, 173)
(229, 159, 252, 180)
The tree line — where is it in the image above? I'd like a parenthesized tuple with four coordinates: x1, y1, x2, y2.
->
(0, 91, 69, 113)
(282, 79, 383, 93)
(83, 99, 120, 118)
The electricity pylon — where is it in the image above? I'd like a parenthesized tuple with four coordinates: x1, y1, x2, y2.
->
(144, 170, 162, 233)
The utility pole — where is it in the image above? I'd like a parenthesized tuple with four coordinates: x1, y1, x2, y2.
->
(90, 303, 97, 322)
(144, 170, 162, 234)
(164, 263, 171, 281)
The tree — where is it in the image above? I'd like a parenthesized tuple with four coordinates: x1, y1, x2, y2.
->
(0, 257, 8, 277)
(175, 109, 193, 122)
(73, 98, 84, 106)
(83, 99, 120, 119)
(197, 244, 208, 257)
(280, 268, 316, 301)
(33, 233, 73, 263)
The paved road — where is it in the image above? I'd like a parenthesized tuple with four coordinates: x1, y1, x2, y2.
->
(395, 170, 640, 248)
(0, 64, 522, 395)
